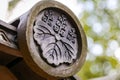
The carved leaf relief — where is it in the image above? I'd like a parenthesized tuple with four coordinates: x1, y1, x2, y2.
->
(33, 9, 78, 66)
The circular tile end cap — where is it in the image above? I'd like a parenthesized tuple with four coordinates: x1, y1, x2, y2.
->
(18, 0, 87, 79)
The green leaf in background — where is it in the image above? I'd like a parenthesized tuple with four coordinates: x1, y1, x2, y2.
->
(8, 0, 20, 11)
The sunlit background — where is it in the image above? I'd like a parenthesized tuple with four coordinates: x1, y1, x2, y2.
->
(0, 0, 120, 80)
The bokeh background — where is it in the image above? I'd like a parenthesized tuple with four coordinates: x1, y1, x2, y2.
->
(0, 0, 120, 80)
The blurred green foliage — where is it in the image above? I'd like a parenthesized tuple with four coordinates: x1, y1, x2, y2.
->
(78, 56, 118, 80)
(8, 0, 20, 11)
(77, 0, 120, 80)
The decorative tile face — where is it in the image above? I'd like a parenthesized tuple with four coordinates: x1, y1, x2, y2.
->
(33, 9, 78, 66)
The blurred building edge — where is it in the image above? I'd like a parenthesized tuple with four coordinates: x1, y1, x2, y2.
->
(89, 72, 120, 80)
(0, 0, 8, 21)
